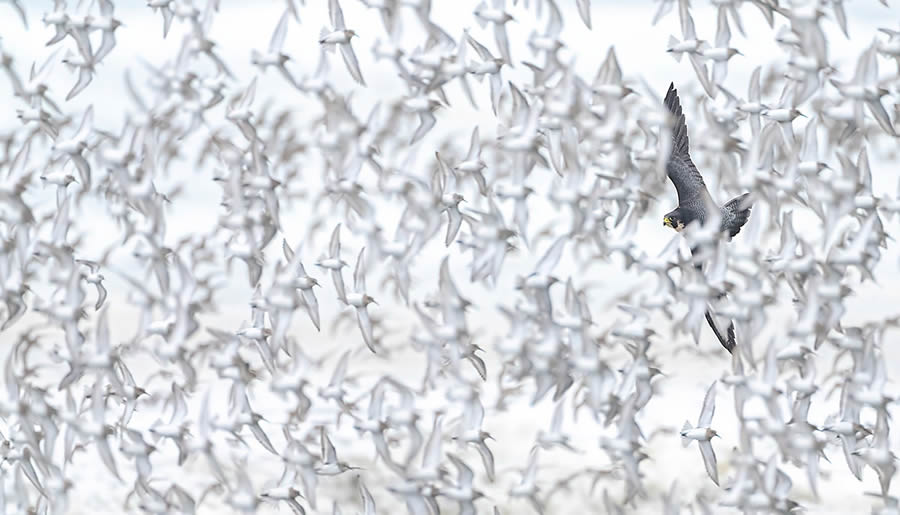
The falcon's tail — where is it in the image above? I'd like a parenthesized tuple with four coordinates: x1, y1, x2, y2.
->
(722, 192, 752, 238)
(705, 310, 736, 354)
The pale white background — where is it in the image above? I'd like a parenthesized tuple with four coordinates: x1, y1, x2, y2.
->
(1, 0, 900, 513)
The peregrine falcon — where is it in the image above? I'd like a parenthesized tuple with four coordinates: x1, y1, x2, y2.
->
(662, 83, 752, 353)
(662, 83, 752, 237)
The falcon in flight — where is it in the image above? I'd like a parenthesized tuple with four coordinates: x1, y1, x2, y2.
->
(662, 83, 752, 353)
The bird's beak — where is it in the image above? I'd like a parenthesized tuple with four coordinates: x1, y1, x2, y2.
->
(663, 217, 671, 227)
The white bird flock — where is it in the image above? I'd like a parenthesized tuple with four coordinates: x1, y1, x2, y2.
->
(1, 0, 900, 514)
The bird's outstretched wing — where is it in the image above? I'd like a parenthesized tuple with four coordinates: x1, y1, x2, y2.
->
(663, 83, 710, 207)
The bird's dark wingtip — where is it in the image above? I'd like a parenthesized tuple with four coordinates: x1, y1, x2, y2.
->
(664, 83, 680, 113)
(725, 323, 736, 354)
(664, 83, 689, 158)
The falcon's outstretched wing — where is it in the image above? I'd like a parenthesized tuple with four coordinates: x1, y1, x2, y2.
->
(664, 83, 711, 207)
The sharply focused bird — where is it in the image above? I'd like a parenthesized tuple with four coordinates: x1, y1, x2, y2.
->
(680, 380, 720, 485)
(662, 83, 752, 238)
(662, 83, 752, 353)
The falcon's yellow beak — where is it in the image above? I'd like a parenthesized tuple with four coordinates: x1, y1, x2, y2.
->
(663, 217, 672, 228)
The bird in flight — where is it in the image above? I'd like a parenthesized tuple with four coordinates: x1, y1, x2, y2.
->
(662, 83, 752, 353)
(662, 83, 751, 237)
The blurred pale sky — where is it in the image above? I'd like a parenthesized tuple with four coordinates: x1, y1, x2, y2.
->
(3, 2, 900, 514)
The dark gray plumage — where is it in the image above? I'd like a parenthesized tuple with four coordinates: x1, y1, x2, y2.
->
(662, 83, 752, 238)
(705, 311, 736, 354)
(663, 83, 750, 354)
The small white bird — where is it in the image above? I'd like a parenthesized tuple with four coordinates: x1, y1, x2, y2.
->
(252, 8, 298, 88)
(88, 0, 123, 63)
(52, 104, 93, 188)
(434, 152, 465, 247)
(319, 0, 365, 85)
(282, 239, 322, 331)
(61, 49, 96, 101)
(75, 258, 107, 310)
(510, 447, 544, 514)
(536, 400, 576, 452)
(346, 247, 378, 352)
(517, 236, 566, 317)
(453, 126, 489, 195)
(317, 427, 358, 475)
(680, 380, 720, 485)
(473, 0, 514, 65)
(316, 223, 349, 304)
(440, 454, 486, 515)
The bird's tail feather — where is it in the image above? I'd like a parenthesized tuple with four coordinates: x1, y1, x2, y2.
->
(681, 420, 692, 447)
(667, 36, 683, 62)
(723, 193, 752, 237)
(705, 310, 736, 354)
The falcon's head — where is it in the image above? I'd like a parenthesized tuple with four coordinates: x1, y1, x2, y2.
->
(663, 209, 688, 232)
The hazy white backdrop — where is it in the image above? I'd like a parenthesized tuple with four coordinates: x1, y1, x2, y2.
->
(2, 0, 900, 514)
